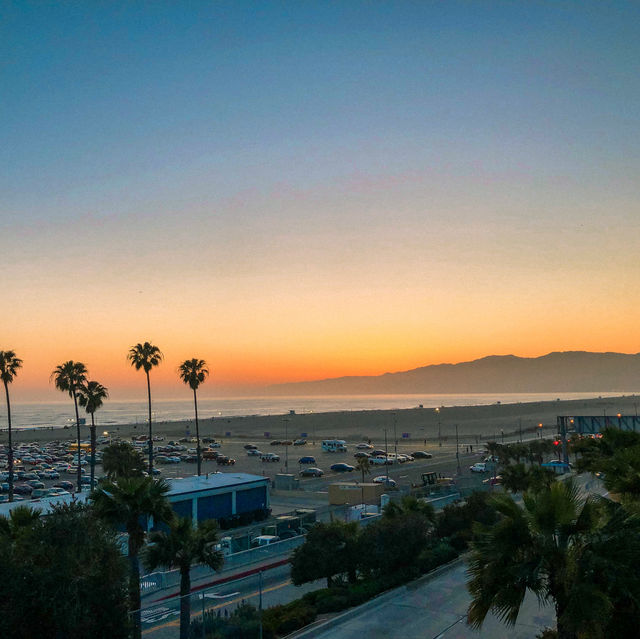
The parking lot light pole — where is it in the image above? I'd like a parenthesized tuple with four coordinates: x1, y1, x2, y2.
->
(384, 428, 389, 485)
(455, 424, 461, 475)
(283, 418, 289, 472)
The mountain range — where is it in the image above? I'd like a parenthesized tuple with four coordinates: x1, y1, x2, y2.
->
(265, 351, 640, 395)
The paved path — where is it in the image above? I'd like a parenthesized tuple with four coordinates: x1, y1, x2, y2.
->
(303, 562, 554, 639)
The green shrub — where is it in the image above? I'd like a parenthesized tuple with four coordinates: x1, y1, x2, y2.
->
(418, 541, 459, 573)
(262, 599, 316, 636)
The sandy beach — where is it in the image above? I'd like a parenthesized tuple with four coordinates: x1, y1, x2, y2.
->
(6, 394, 638, 446)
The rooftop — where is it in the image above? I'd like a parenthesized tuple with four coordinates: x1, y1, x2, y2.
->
(166, 472, 268, 496)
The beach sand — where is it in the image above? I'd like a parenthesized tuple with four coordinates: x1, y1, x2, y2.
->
(6, 394, 638, 445)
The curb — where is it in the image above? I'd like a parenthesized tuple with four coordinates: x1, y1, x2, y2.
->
(284, 556, 465, 639)
(150, 557, 290, 603)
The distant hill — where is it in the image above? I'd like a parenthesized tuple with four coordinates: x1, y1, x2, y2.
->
(265, 351, 640, 395)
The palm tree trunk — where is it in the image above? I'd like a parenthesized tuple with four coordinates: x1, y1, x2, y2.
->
(73, 390, 82, 493)
(4, 380, 14, 503)
(179, 567, 191, 639)
(90, 413, 96, 489)
(128, 538, 142, 639)
(194, 388, 201, 476)
(146, 371, 153, 474)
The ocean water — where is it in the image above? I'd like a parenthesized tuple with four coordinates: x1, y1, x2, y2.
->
(1, 392, 625, 430)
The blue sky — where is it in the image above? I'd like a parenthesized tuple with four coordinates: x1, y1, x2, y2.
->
(2, 2, 640, 399)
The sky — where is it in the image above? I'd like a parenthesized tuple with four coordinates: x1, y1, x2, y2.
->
(2, 2, 640, 401)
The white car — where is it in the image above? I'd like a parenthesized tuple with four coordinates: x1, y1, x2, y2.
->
(247, 449, 262, 457)
(356, 443, 373, 450)
(470, 463, 488, 473)
(369, 456, 393, 466)
(372, 476, 397, 487)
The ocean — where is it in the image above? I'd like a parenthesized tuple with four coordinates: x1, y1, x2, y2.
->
(1, 392, 625, 430)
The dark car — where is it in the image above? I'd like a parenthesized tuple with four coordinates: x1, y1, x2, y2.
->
(244, 444, 258, 450)
(298, 456, 316, 464)
(53, 480, 75, 491)
(184, 455, 198, 463)
(217, 456, 236, 466)
(13, 483, 33, 495)
(331, 463, 355, 473)
(26, 480, 45, 489)
(299, 467, 324, 477)
(412, 451, 433, 459)
(270, 440, 282, 446)
(353, 452, 371, 459)
(371, 449, 386, 456)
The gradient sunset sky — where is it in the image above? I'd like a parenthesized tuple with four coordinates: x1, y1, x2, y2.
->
(2, 2, 640, 401)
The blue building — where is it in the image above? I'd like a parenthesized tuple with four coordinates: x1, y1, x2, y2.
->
(165, 472, 270, 529)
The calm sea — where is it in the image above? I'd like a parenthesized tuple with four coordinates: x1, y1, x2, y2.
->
(2, 392, 625, 430)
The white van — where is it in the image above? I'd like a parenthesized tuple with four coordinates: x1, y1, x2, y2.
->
(251, 535, 281, 547)
(321, 440, 347, 452)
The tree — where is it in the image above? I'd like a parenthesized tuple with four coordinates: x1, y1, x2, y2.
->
(0, 350, 22, 502)
(0, 502, 129, 639)
(178, 358, 209, 476)
(143, 517, 223, 639)
(128, 342, 163, 475)
(467, 480, 640, 639)
(77, 380, 109, 489)
(91, 476, 173, 639)
(51, 360, 88, 493)
(291, 521, 360, 587)
(500, 463, 556, 494)
(382, 495, 435, 523)
(102, 442, 146, 479)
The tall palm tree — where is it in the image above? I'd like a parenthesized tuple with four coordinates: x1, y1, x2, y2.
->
(0, 350, 22, 502)
(77, 380, 109, 490)
(467, 480, 639, 639)
(178, 358, 209, 476)
(355, 456, 371, 511)
(142, 517, 223, 639)
(91, 476, 173, 639)
(51, 361, 88, 493)
(128, 342, 163, 475)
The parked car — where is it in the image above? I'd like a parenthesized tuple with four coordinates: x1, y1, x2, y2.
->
(369, 456, 392, 466)
(261, 453, 280, 462)
(354, 452, 371, 459)
(26, 480, 45, 489)
(270, 440, 282, 446)
(331, 463, 355, 473)
(53, 480, 75, 491)
(470, 463, 488, 473)
(300, 467, 324, 477)
(371, 449, 386, 456)
(13, 484, 33, 495)
(203, 450, 220, 459)
(184, 455, 198, 463)
(251, 535, 280, 547)
(216, 456, 236, 466)
(244, 444, 258, 450)
(247, 449, 262, 457)
(293, 439, 307, 446)
(298, 456, 316, 464)
(412, 451, 433, 459)
(40, 469, 60, 479)
(372, 476, 397, 487)
(208, 442, 221, 448)
(356, 443, 374, 450)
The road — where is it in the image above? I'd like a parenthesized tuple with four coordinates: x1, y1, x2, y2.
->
(141, 563, 322, 638)
(299, 561, 554, 639)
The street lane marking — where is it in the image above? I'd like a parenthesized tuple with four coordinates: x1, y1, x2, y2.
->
(142, 579, 291, 635)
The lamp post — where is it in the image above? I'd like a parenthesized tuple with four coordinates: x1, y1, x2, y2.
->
(455, 424, 461, 474)
(384, 428, 389, 486)
(283, 418, 289, 472)
(393, 412, 398, 460)
(436, 408, 441, 447)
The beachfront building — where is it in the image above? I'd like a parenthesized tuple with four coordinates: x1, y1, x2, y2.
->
(0, 472, 271, 531)
(164, 472, 270, 529)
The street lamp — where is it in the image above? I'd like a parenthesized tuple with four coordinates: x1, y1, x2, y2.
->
(455, 424, 461, 475)
(436, 408, 441, 447)
(282, 418, 289, 472)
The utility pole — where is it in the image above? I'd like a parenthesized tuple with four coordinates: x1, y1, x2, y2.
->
(283, 418, 289, 472)
(455, 424, 461, 475)
(384, 428, 389, 485)
(519, 418, 522, 443)
(258, 570, 263, 639)
(436, 407, 441, 447)
(393, 412, 398, 459)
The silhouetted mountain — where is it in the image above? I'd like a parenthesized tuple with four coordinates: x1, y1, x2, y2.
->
(265, 351, 640, 395)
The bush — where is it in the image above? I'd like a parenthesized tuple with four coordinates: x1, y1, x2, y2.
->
(418, 541, 459, 573)
(262, 599, 316, 636)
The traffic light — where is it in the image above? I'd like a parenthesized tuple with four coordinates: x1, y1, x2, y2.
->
(553, 440, 560, 447)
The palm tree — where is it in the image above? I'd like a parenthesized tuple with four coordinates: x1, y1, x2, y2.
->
(467, 480, 638, 639)
(355, 456, 371, 512)
(91, 476, 173, 639)
(142, 517, 223, 639)
(102, 442, 147, 480)
(178, 358, 209, 476)
(0, 350, 22, 502)
(51, 361, 88, 493)
(128, 342, 163, 475)
(77, 380, 109, 489)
